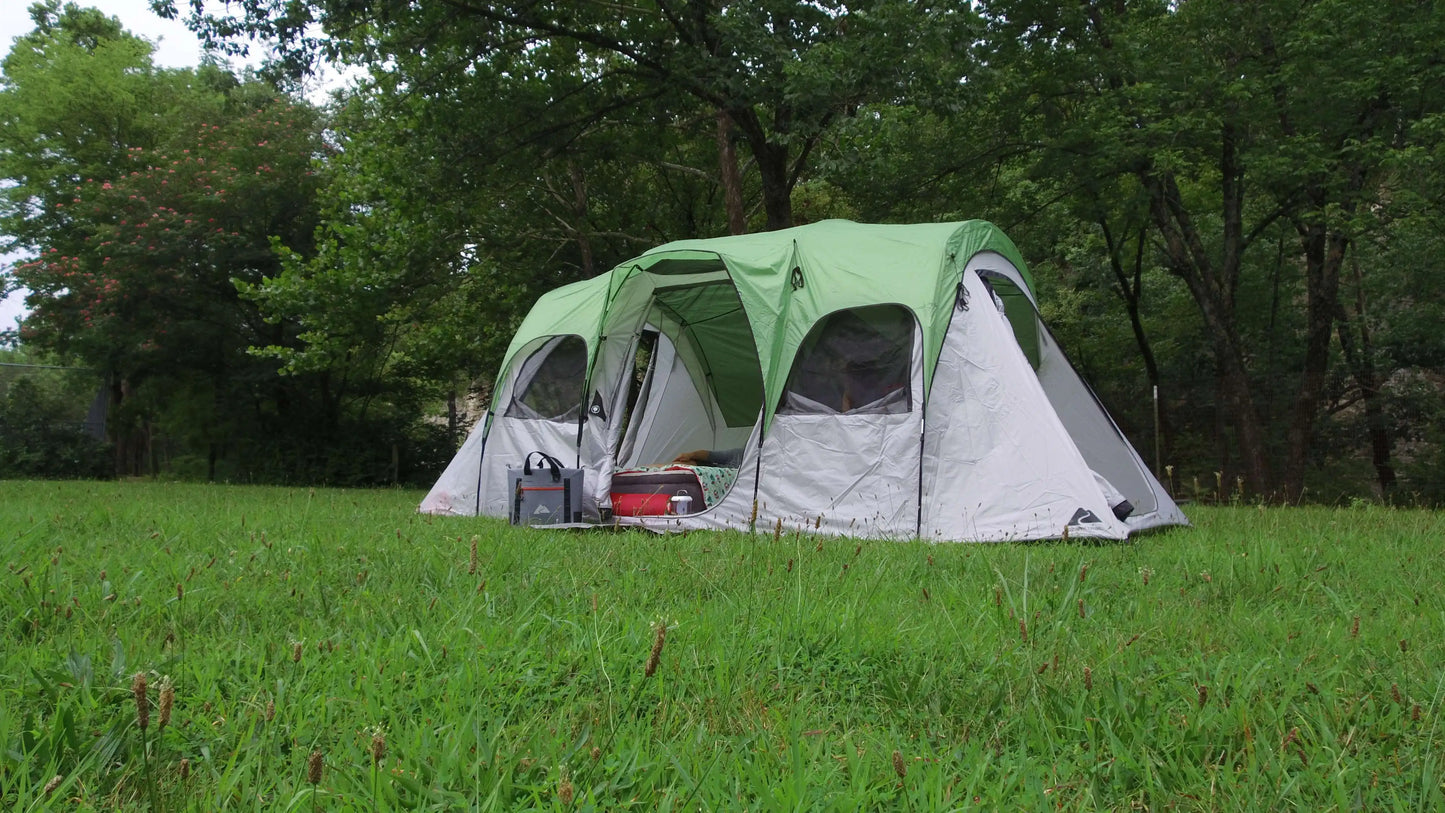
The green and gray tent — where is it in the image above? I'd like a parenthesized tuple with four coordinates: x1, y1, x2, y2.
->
(423, 220, 1187, 541)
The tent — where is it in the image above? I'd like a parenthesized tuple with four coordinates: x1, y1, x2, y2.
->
(422, 220, 1187, 541)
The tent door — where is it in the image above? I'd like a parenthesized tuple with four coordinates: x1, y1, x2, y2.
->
(758, 306, 925, 538)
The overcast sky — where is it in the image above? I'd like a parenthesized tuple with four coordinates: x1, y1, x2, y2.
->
(1, 0, 228, 72)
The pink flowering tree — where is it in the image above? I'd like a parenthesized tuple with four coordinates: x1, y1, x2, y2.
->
(2, 5, 328, 475)
(17, 102, 323, 377)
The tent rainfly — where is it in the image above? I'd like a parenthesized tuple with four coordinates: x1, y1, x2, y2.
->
(422, 220, 1188, 542)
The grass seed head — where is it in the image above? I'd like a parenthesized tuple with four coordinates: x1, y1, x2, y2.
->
(179, 758, 190, 780)
(892, 750, 906, 780)
(307, 749, 323, 785)
(1084, 666, 1093, 691)
(1392, 683, 1403, 705)
(292, 641, 303, 663)
(158, 677, 174, 729)
(43, 775, 63, 795)
(266, 699, 275, 721)
(645, 621, 668, 678)
(1350, 615, 1360, 637)
(1078, 598, 1085, 618)
(468, 535, 479, 575)
(176, 582, 183, 602)
(590, 746, 601, 761)
(1413, 703, 1422, 721)
(371, 730, 386, 766)
(132, 673, 149, 730)
(1399, 639, 1408, 653)
(1019, 619, 1028, 643)
(558, 769, 574, 806)
(1197, 684, 1208, 708)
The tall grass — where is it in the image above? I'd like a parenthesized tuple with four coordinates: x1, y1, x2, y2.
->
(1, 480, 1442, 810)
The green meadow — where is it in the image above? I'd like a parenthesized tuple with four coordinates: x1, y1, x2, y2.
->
(1, 481, 1442, 811)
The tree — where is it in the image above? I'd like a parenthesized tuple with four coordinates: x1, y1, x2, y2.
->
(232, 23, 767, 418)
(1, 3, 199, 256)
(168, 0, 975, 231)
(2, 3, 335, 478)
(956, 0, 1445, 498)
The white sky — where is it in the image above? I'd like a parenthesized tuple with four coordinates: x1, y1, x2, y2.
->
(0, 1, 356, 336)
(1, 0, 237, 72)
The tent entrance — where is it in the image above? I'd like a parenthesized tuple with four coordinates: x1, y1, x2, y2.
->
(585, 270, 765, 513)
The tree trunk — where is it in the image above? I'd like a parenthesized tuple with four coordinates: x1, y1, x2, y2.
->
(1335, 252, 1396, 497)
(567, 159, 595, 277)
(1144, 171, 1272, 494)
(1100, 221, 1171, 461)
(108, 374, 127, 476)
(727, 106, 792, 231)
(1281, 219, 1348, 500)
(715, 109, 747, 235)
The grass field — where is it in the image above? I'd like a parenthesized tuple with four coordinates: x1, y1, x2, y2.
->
(1, 480, 1442, 811)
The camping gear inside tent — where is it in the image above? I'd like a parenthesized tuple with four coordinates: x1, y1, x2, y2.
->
(421, 220, 1188, 542)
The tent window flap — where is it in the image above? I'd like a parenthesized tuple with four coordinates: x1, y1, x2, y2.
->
(505, 335, 588, 421)
(779, 305, 915, 415)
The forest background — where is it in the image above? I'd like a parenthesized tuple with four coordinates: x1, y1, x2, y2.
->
(1, 0, 1443, 503)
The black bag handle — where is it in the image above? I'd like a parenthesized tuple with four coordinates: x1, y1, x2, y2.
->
(523, 451, 565, 482)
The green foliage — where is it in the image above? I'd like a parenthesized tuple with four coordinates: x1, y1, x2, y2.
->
(0, 373, 110, 479)
(0, 1, 201, 256)
(13, 100, 324, 370)
(0, 6, 448, 483)
(4, 0, 1444, 497)
(819, 0, 1445, 500)
(175, 0, 980, 229)
(1, 483, 1444, 809)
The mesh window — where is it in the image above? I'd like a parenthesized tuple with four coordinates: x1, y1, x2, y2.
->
(504, 335, 588, 421)
(778, 305, 914, 415)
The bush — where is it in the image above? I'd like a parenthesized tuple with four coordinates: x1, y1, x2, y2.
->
(0, 378, 112, 479)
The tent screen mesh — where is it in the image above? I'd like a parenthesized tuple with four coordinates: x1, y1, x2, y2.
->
(505, 335, 587, 421)
(779, 305, 914, 415)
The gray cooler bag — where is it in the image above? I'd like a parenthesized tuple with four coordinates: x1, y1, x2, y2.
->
(508, 451, 583, 526)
